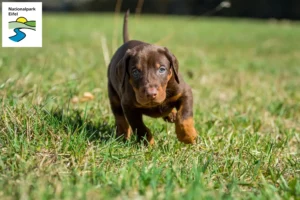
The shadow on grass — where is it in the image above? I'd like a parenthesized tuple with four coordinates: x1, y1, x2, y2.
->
(50, 108, 115, 142)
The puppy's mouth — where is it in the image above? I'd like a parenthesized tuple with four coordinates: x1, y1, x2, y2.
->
(135, 95, 165, 107)
(144, 100, 163, 106)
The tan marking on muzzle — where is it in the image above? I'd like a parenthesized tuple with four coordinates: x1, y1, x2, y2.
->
(129, 79, 139, 93)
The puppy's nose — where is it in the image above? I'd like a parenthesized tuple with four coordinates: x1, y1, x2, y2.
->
(146, 87, 158, 99)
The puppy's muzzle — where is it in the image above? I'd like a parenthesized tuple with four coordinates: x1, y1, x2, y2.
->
(145, 84, 158, 100)
(136, 83, 166, 106)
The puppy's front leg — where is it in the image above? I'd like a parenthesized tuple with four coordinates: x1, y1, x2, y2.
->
(175, 85, 198, 144)
(122, 105, 154, 145)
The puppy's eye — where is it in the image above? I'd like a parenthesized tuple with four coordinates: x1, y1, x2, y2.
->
(131, 68, 141, 79)
(158, 66, 167, 74)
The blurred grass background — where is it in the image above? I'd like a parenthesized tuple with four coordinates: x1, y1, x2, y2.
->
(0, 14, 300, 199)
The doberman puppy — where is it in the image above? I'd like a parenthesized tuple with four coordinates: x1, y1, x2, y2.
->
(107, 11, 197, 145)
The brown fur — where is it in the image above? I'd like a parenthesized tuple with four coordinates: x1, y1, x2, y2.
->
(165, 93, 181, 103)
(107, 11, 197, 145)
(115, 115, 131, 139)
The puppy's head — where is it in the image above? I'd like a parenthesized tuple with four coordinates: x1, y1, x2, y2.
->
(119, 45, 179, 106)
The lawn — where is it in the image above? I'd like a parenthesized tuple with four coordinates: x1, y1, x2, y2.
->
(0, 14, 300, 199)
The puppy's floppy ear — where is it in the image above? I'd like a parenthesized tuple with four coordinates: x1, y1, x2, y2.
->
(117, 49, 134, 89)
(163, 47, 180, 84)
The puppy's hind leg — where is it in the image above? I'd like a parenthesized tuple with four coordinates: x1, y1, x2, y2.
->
(108, 83, 131, 140)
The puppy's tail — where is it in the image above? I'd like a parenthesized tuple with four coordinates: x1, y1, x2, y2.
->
(123, 9, 130, 43)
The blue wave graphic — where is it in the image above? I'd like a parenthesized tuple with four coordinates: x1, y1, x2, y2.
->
(9, 28, 26, 42)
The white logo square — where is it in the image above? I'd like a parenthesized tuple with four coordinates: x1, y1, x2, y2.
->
(2, 2, 42, 47)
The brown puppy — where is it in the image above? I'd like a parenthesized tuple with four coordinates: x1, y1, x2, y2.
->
(107, 11, 197, 145)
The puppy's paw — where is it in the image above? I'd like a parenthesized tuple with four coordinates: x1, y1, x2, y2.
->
(163, 110, 177, 123)
(145, 137, 155, 146)
(175, 117, 197, 144)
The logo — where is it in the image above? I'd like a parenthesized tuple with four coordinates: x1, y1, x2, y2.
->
(2, 2, 42, 47)
(9, 17, 36, 42)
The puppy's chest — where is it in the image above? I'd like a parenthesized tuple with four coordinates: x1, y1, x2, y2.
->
(140, 101, 177, 118)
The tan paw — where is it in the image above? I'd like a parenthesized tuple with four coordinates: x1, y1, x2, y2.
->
(175, 117, 197, 144)
(163, 110, 177, 123)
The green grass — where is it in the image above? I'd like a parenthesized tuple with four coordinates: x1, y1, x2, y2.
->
(1, 14, 300, 199)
